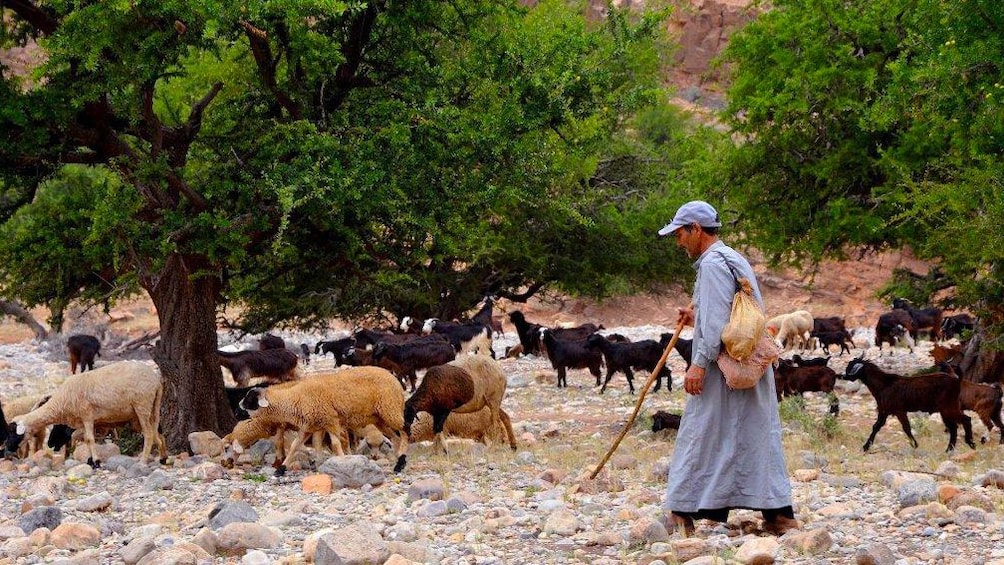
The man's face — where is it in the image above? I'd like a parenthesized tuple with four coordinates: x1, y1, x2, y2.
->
(673, 224, 701, 258)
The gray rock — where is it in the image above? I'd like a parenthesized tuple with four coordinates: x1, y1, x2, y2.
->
(120, 536, 156, 565)
(408, 478, 445, 501)
(855, 542, 896, 565)
(316, 524, 388, 565)
(208, 501, 259, 530)
(103, 455, 138, 471)
(124, 462, 153, 478)
(19, 506, 63, 533)
(75, 492, 113, 512)
(416, 500, 449, 518)
(955, 505, 988, 525)
(216, 523, 281, 552)
(318, 455, 386, 488)
(143, 469, 176, 491)
(247, 439, 276, 465)
(898, 478, 938, 508)
(445, 497, 468, 514)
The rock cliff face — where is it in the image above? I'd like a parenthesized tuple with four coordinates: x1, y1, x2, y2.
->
(585, 0, 759, 108)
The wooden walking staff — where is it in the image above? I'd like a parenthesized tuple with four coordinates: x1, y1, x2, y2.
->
(590, 318, 687, 479)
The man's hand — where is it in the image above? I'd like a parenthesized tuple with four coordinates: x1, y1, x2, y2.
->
(677, 305, 695, 328)
(684, 365, 706, 395)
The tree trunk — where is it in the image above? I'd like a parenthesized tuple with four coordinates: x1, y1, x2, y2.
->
(0, 300, 48, 340)
(960, 330, 1004, 384)
(146, 253, 235, 452)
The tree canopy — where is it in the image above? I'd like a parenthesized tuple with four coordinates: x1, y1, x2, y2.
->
(0, 0, 702, 446)
(0, 0, 694, 332)
(720, 0, 1004, 340)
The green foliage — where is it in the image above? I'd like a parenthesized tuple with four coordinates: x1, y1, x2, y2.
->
(0, 167, 143, 329)
(721, 0, 1004, 336)
(0, 0, 698, 332)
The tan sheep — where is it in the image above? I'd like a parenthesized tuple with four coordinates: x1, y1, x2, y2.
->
(234, 367, 409, 475)
(408, 405, 515, 445)
(2, 394, 49, 457)
(10, 361, 166, 467)
(449, 355, 517, 449)
(404, 355, 516, 454)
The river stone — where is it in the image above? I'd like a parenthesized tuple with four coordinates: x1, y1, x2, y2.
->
(318, 455, 386, 488)
(208, 501, 259, 530)
(18, 506, 62, 533)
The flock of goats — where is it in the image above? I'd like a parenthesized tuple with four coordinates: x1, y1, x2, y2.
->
(0, 294, 998, 479)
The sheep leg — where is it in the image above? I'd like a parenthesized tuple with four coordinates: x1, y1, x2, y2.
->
(82, 420, 101, 468)
(276, 431, 310, 476)
(893, 412, 919, 449)
(432, 410, 450, 455)
(390, 429, 409, 473)
(863, 413, 890, 452)
(497, 407, 517, 451)
(557, 368, 566, 388)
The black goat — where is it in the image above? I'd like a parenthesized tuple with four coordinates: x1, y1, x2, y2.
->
(875, 310, 916, 353)
(659, 332, 693, 370)
(811, 330, 853, 355)
(509, 311, 544, 356)
(651, 410, 682, 433)
(775, 359, 839, 415)
(217, 348, 299, 387)
(791, 354, 830, 367)
(812, 316, 850, 336)
(941, 313, 976, 341)
(891, 298, 943, 342)
(67, 334, 101, 374)
(584, 334, 670, 394)
(315, 337, 357, 364)
(372, 340, 457, 389)
(258, 334, 285, 350)
(423, 319, 494, 357)
(843, 359, 974, 452)
(538, 329, 603, 388)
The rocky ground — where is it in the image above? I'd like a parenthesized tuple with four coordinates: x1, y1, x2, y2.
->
(1, 319, 1004, 565)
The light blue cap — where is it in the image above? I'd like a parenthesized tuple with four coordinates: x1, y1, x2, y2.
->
(658, 200, 722, 236)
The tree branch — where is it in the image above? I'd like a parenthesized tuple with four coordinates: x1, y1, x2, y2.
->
(241, 20, 303, 119)
(4, 0, 59, 35)
(327, 2, 382, 111)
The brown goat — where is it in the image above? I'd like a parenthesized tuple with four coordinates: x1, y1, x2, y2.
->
(775, 359, 839, 415)
(844, 359, 974, 453)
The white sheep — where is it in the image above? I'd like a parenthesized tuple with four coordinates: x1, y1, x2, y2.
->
(232, 366, 409, 475)
(10, 361, 166, 467)
(767, 310, 813, 351)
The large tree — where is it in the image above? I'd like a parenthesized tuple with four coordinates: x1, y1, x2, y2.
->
(0, 1, 689, 448)
(719, 0, 1004, 367)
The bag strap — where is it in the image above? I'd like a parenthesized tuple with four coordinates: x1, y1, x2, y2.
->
(715, 250, 742, 293)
